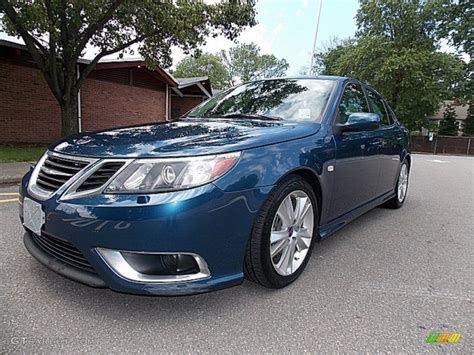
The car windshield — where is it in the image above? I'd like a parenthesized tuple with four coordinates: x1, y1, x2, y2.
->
(187, 78, 335, 122)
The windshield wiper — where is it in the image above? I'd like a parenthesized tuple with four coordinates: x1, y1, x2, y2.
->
(220, 112, 282, 121)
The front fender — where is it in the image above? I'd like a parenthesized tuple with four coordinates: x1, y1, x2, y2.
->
(213, 133, 336, 224)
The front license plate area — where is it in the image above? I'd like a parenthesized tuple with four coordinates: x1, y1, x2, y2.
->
(23, 197, 45, 235)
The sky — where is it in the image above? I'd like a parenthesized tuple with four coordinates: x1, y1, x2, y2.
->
(172, 0, 360, 74)
(0, 0, 361, 74)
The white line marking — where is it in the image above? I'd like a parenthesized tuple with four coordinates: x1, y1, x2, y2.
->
(426, 159, 450, 163)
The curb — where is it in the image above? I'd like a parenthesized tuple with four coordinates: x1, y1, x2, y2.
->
(0, 161, 33, 187)
(0, 178, 22, 187)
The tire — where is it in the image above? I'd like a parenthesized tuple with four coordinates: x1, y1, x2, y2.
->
(384, 159, 410, 209)
(244, 175, 319, 288)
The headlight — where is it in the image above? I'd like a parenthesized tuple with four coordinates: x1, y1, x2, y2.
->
(105, 152, 241, 193)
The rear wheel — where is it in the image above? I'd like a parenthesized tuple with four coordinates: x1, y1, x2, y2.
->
(244, 175, 318, 288)
(384, 159, 409, 209)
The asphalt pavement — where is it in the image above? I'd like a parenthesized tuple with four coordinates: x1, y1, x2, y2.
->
(1, 154, 473, 353)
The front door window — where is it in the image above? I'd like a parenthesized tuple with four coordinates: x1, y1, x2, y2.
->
(338, 83, 369, 123)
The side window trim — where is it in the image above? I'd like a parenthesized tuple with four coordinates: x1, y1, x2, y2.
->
(362, 84, 373, 112)
(386, 104, 399, 125)
(382, 99, 396, 126)
(365, 87, 392, 127)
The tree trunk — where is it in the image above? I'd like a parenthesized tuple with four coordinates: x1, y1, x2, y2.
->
(60, 93, 79, 137)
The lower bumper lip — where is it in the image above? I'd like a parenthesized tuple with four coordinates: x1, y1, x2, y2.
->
(96, 248, 211, 284)
(23, 231, 107, 288)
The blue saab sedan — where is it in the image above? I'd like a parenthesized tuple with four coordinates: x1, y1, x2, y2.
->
(20, 76, 410, 296)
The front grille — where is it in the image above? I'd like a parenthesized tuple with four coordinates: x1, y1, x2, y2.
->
(76, 162, 124, 192)
(37, 155, 89, 192)
(31, 231, 96, 274)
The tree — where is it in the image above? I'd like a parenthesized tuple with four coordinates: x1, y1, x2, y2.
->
(0, 0, 256, 136)
(314, 0, 467, 131)
(356, 0, 438, 51)
(313, 37, 355, 75)
(220, 42, 288, 85)
(433, 0, 473, 105)
(172, 53, 230, 90)
(433, 0, 473, 58)
(462, 103, 474, 136)
(438, 103, 458, 136)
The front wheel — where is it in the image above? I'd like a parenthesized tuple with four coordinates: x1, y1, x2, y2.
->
(384, 159, 410, 209)
(244, 176, 318, 288)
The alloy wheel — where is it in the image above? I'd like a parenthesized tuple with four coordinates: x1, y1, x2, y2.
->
(270, 190, 314, 276)
(397, 163, 409, 202)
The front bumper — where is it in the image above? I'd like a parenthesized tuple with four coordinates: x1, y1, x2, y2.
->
(20, 172, 270, 295)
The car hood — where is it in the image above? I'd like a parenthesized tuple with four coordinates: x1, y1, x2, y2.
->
(51, 118, 321, 158)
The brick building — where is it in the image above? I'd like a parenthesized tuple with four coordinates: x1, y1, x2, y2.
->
(0, 40, 212, 144)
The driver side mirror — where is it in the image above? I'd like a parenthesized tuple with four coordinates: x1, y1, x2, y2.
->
(336, 112, 380, 132)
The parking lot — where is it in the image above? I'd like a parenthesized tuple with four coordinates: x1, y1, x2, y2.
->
(1, 154, 472, 353)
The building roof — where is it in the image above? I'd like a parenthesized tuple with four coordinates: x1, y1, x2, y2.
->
(0, 39, 90, 64)
(0, 39, 212, 95)
(171, 76, 212, 98)
(0, 39, 29, 51)
(174, 76, 209, 87)
(430, 100, 469, 121)
(93, 60, 176, 86)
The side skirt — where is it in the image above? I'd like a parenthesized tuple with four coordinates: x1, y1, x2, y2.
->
(318, 190, 395, 239)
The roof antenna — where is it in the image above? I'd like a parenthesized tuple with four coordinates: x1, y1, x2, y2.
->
(308, 0, 323, 76)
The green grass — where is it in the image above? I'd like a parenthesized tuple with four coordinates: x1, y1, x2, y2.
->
(0, 146, 48, 163)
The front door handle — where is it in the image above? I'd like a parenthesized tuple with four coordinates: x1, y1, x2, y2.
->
(370, 139, 383, 147)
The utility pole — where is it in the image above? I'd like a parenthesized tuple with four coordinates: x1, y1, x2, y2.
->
(309, 0, 323, 76)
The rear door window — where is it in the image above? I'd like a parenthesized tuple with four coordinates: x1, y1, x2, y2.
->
(367, 89, 392, 126)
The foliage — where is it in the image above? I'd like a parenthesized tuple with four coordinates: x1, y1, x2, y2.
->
(356, 0, 439, 50)
(432, 0, 473, 57)
(432, 0, 473, 104)
(173, 53, 230, 90)
(220, 42, 288, 85)
(174, 42, 289, 89)
(313, 0, 467, 131)
(313, 37, 355, 75)
(462, 102, 474, 136)
(438, 103, 458, 136)
(0, 0, 256, 135)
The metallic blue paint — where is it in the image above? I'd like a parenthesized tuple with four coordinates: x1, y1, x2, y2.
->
(21, 171, 270, 295)
(51, 119, 322, 158)
(20, 77, 410, 295)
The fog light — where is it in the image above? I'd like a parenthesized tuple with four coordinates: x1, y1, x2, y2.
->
(96, 248, 211, 283)
(122, 252, 200, 275)
(162, 254, 179, 269)
(163, 254, 199, 274)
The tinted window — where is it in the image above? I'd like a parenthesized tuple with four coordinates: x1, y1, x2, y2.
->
(367, 89, 391, 126)
(387, 104, 398, 123)
(338, 83, 369, 123)
(187, 79, 335, 122)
